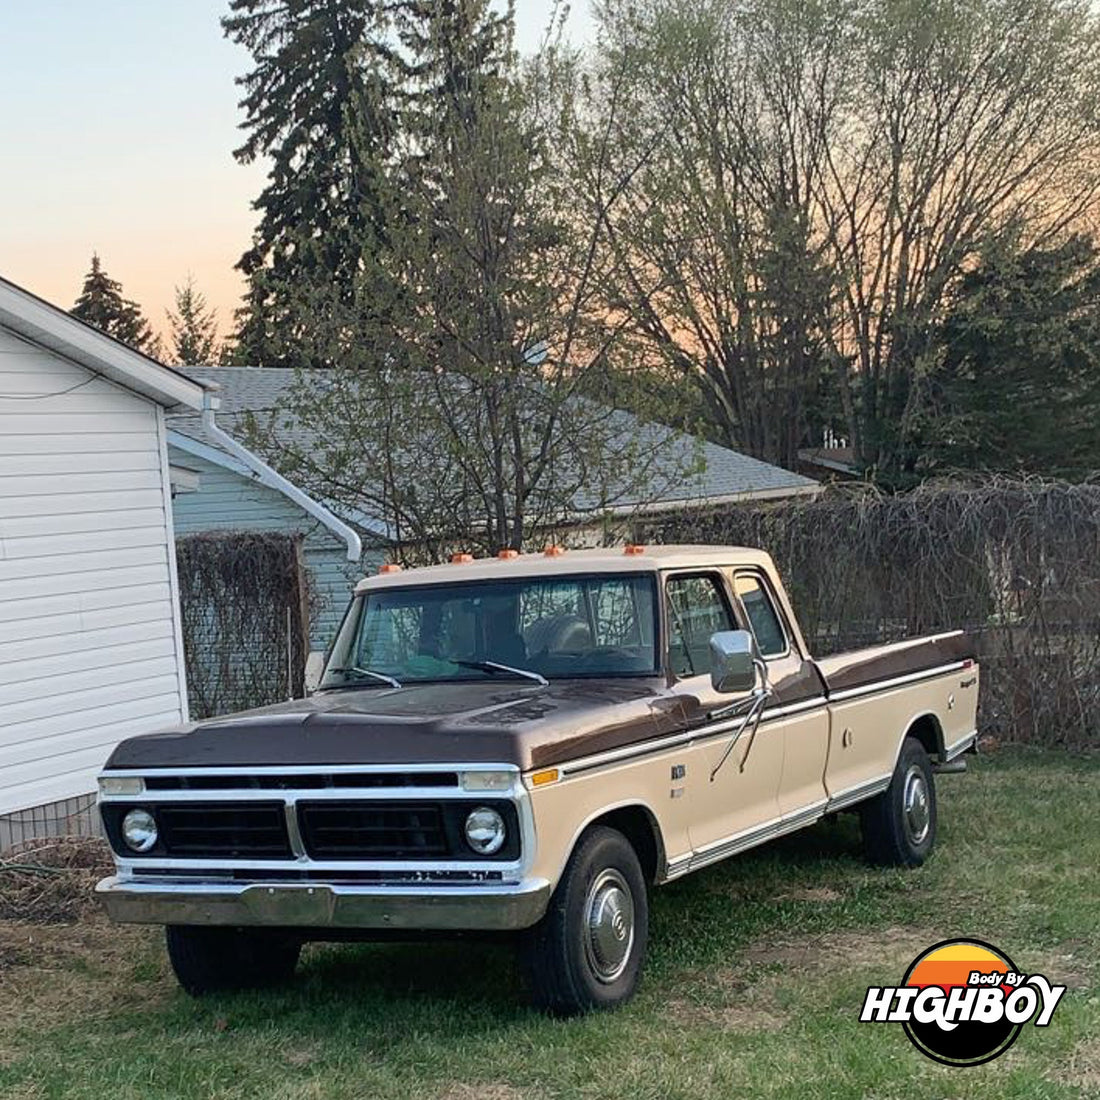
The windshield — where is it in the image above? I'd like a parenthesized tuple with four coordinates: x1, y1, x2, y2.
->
(320, 573, 658, 688)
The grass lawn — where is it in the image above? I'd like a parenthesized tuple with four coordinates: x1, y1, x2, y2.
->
(1, 747, 1098, 1100)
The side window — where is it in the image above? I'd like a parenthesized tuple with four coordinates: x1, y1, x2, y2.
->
(733, 574, 788, 658)
(665, 574, 734, 678)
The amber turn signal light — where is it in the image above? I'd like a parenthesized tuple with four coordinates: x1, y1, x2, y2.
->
(543, 545, 565, 557)
(498, 549, 519, 559)
(451, 553, 474, 564)
(379, 563, 403, 573)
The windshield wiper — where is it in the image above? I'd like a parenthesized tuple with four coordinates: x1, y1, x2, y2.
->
(451, 660, 548, 687)
(326, 666, 402, 689)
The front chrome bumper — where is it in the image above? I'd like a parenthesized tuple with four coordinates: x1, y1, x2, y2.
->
(95, 875, 552, 932)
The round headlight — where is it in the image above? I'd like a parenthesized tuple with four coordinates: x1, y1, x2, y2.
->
(121, 808, 158, 853)
(464, 806, 506, 856)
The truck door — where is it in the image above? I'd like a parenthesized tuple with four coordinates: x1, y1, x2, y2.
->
(729, 570, 830, 819)
(661, 571, 785, 855)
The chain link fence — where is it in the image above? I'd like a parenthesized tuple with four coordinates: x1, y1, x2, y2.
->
(644, 478, 1100, 748)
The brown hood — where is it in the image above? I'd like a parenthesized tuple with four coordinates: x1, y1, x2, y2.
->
(104, 678, 695, 772)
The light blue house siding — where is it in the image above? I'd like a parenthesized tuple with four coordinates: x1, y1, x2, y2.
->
(168, 445, 385, 652)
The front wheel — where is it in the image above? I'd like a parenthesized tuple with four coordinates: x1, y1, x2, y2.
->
(518, 826, 648, 1015)
(165, 926, 301, 996)
(860, 736, 937, 866)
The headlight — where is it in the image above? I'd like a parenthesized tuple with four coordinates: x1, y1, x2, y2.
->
(121, 808, 158, 853)
(464, 806, 506, 855)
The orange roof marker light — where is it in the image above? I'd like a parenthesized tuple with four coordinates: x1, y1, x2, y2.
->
(543, 545, 566, 557)
(451, 552, 474, 564)
(379, 563, 403, 574)
(623, 544, 646, 556)
(498, 549, 519, 559)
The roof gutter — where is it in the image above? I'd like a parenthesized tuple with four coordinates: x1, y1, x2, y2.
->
(199, 392, 362, 562)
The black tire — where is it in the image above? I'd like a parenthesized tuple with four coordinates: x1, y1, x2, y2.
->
(518, 826, 648, 1016)
(860, 736, 937, 867)
(165, 926, 301, 996)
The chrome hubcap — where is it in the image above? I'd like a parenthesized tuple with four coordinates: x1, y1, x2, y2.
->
(903, 766, 931, 844)
(584, 869, 635, 984)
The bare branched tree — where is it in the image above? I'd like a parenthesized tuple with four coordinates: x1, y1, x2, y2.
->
(591, 0, 1100, 481)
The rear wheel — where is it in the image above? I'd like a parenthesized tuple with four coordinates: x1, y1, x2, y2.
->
(860, 736, 937, 866)
(518, 826, 648, 1015)
(165, 926, 301, 996)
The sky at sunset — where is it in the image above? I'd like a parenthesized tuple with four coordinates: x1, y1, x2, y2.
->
(0, 1, 595, 346)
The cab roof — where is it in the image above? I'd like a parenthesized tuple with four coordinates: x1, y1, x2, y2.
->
(354, 544, 774, 593)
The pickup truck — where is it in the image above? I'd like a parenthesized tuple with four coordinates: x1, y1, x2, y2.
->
(96, 545, 979, 1014)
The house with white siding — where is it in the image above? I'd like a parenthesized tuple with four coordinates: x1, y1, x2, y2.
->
(0, 277, 209, 846)
(0, 280, 370, 848)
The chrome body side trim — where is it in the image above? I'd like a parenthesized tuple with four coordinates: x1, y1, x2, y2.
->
(664, 800, 830, 880)
(95, 874, 552, 931)
(943, 730, 978, 761)
(559, 695, 828, 778)
(558, 659, 966, 781)
(824, 774, 892, 813)
(826, 661, 967, 703)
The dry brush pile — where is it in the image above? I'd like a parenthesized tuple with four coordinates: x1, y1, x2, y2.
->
(0, 838, 112, 924)
(650, 479, 1100, 748)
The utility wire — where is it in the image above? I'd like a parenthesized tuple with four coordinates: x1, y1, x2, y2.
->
(0, 375, 99, 400)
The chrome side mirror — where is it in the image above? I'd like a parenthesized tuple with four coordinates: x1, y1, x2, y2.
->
(709, 630, 758, 694)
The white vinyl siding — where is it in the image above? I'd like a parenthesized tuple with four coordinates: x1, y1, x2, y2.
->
(0, 326, 186, 815)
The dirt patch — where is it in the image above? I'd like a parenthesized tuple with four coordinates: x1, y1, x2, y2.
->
(0, 837, 112, 924)
(1022, 946, 1094, 991)
(1048, 1034, 1100, 1090)
(282, 1043, 323, 1068)
(666, 994, 787, 1033)
(774, 886, 842, 904)
(740, 925, 937, 976)
(0, 916, 165, 1030)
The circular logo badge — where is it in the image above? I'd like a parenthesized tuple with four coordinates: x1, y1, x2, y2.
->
(901, 939, 1021, 1066)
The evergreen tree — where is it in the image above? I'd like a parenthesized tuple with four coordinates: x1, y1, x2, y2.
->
(71, 254, 159, 355)
(222, 0, 402, 366)
(921, 234, 1100, 477)
(166, 276, 222, 365)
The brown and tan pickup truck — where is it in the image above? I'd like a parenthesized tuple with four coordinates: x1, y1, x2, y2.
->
(96, 545, 979, 1013)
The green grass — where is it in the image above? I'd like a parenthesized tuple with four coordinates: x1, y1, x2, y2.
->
(2, 748, 1098, 1100)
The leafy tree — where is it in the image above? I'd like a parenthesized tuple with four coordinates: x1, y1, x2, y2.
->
(920, 234, 1100, 477)
(248, 4, 691, 556)
(222, 0, 402, 366)
(71, 253, 160, 356)
(166, 276, 221, 365)
(590, 0, 844, 469)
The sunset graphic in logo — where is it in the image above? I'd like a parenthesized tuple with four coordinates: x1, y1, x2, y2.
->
(902, 940, 1018, 1065)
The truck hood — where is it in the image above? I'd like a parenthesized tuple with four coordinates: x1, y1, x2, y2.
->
(104, 678, 696, 772)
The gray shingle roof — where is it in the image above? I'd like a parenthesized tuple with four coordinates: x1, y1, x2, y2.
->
(170, 367, 817, 533)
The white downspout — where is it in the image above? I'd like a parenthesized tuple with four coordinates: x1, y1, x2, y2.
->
(199, 390, 362, 562)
